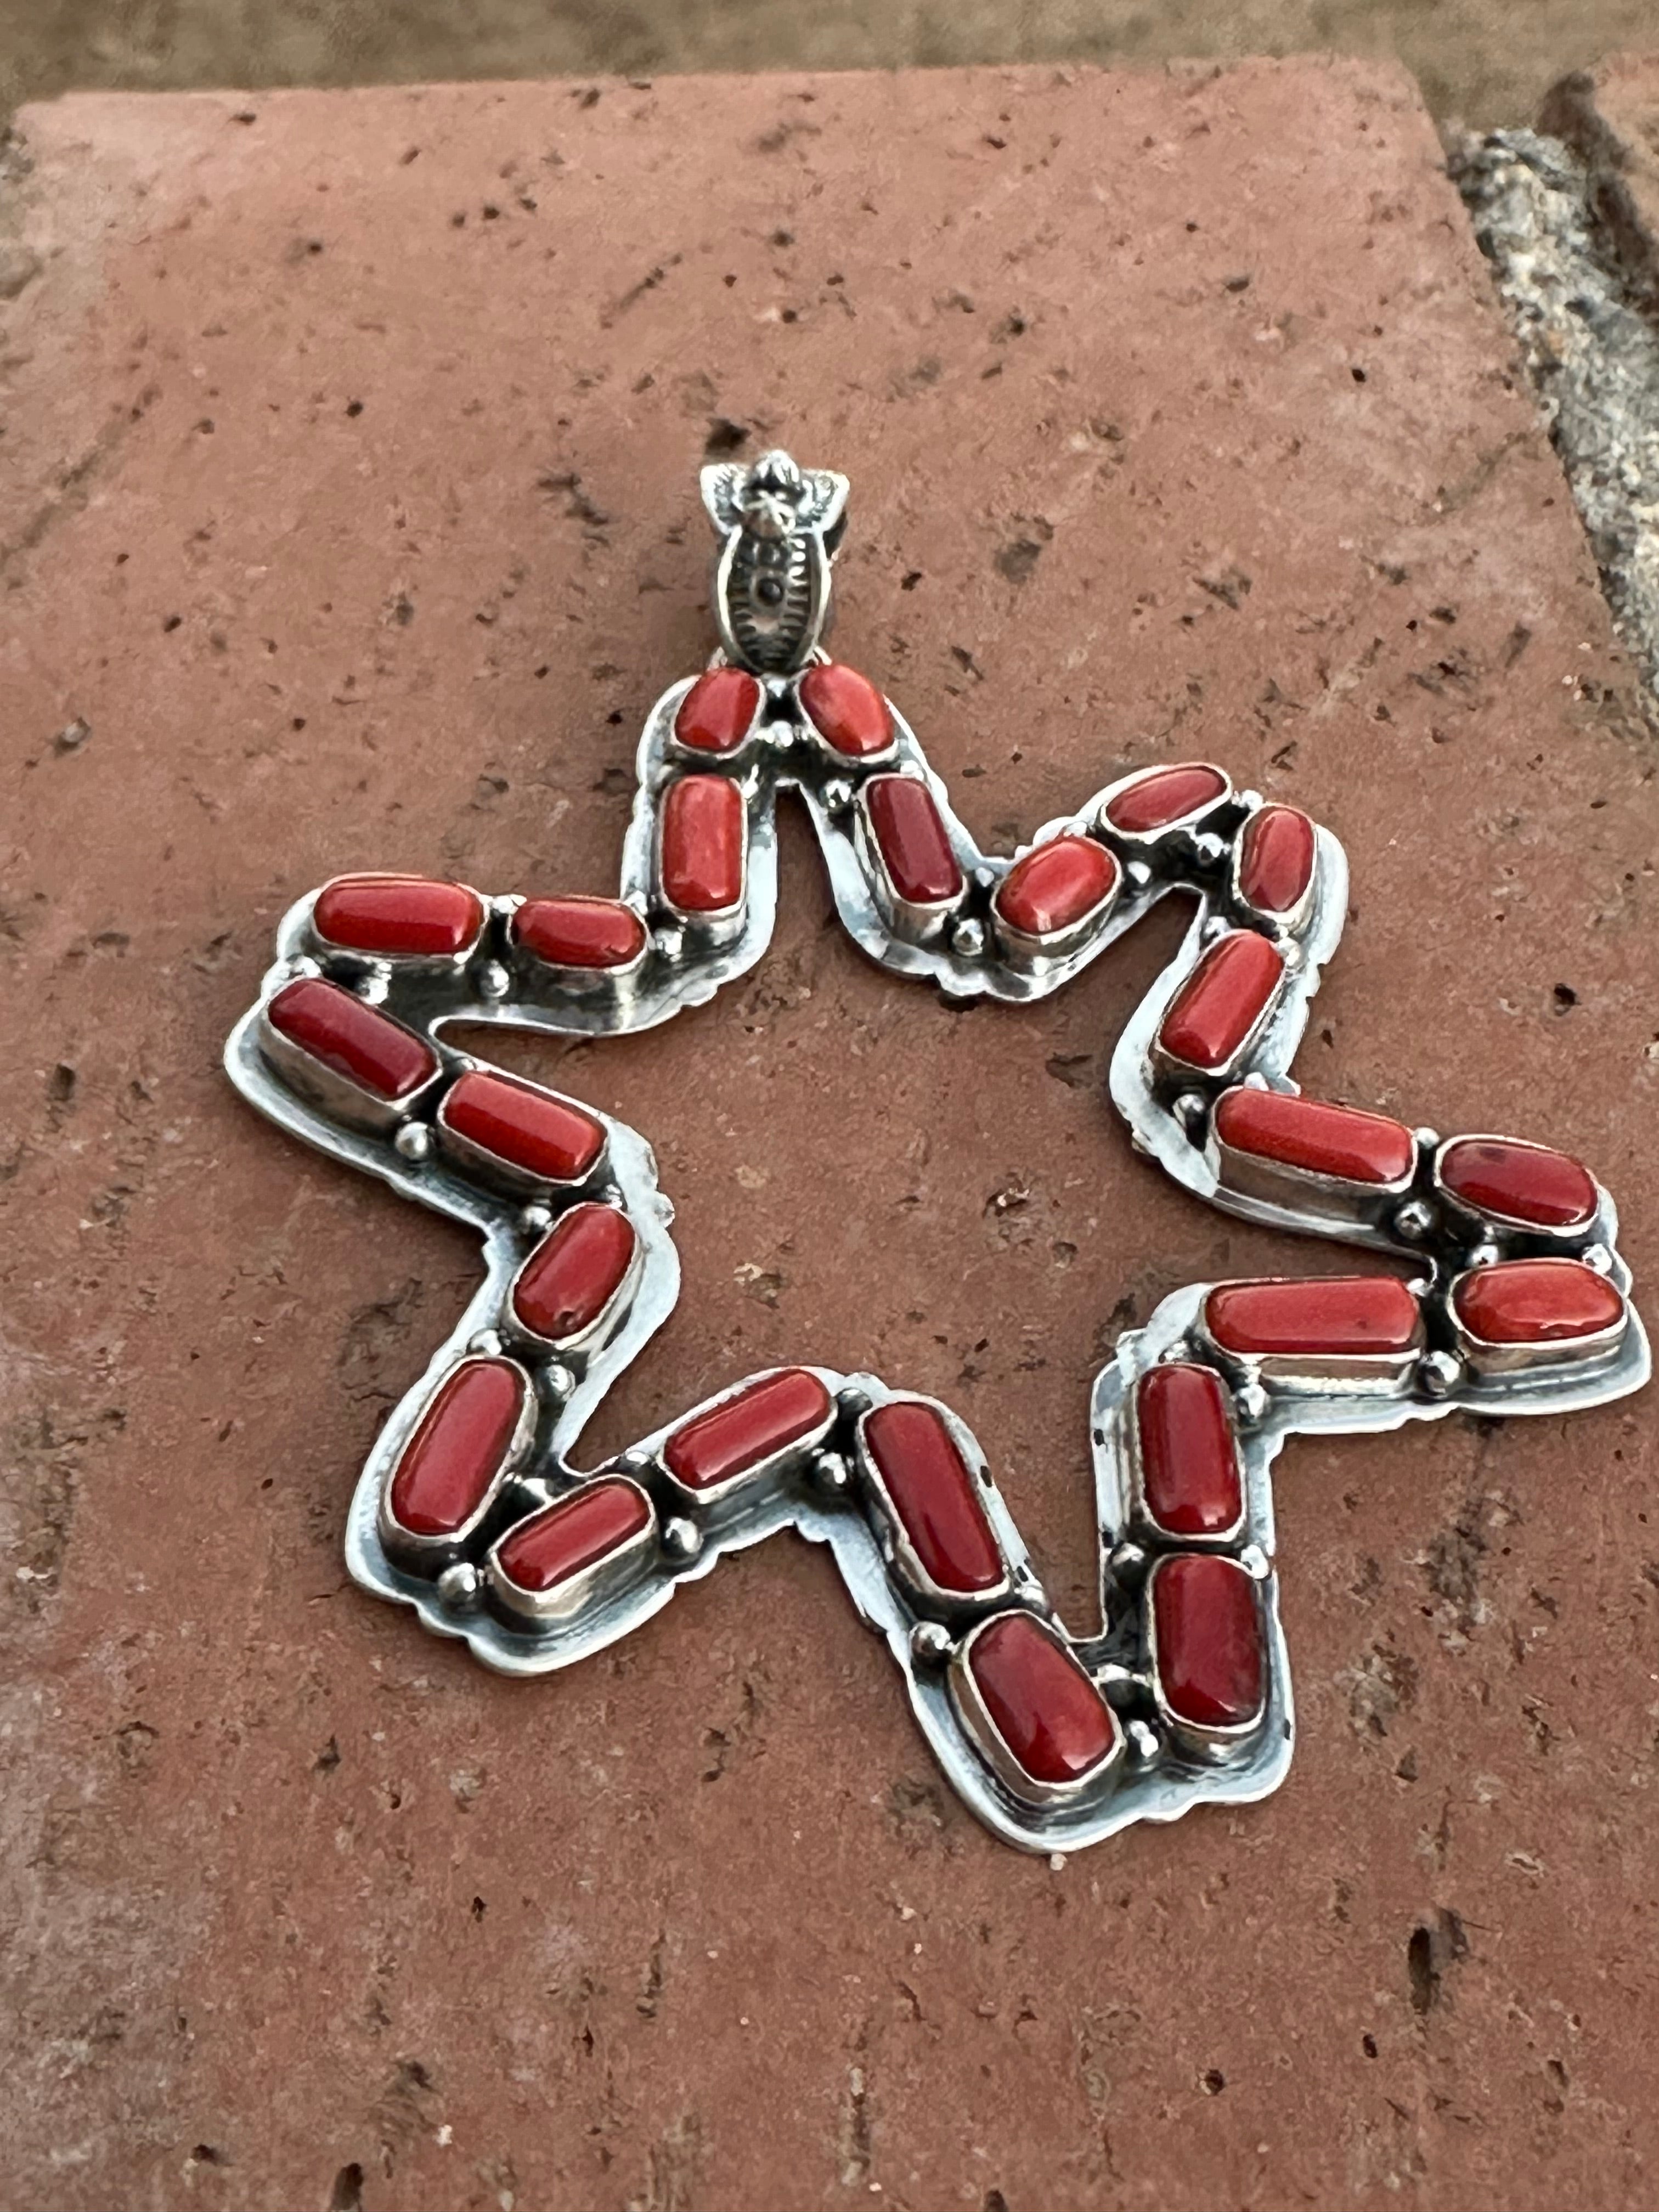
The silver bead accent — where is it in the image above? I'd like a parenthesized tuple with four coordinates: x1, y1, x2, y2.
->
(1415, 1350, 1464, 1399)
(356, 970, 390, 1005)
(1125, 859, 1153, 889)
(394, 1121, 433, 1163)
(655, 926, 684, 962)
(1237, 1543, 1271, 1581)
(950, 916, 985, 960)
(1413, 1126, 1441, 1150)
(821, 777, 854, 816)
(436, 1562, 482, 1610)
(284, 954, 322, 981)
(1581, 1243, 1614, 1276)
(519, 1203, 553, 1239)
(1393, 1198, 1435, 1243)
(477, 960, 511, 1001)
(1280, 941, 1305, 973)
(543, 1362, 575, 1398)
(909, 1621, 952, 1668)
(469, 1328, 503, 1357)
(1109, 1541, 1147, 1579)
(1235, 1380, 1271, 1426)
(1175, 1091, 1209, 1138)
(1467, 1242, 1501, 1271)
(662, 1516, 702, 1564)
(1126, 1720, 1162, 1764)
(811, 1449, 851, 1497)
(1193, 832, 1228, 866)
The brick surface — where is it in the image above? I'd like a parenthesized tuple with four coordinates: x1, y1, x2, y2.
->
(1, 64, 1656, 2212)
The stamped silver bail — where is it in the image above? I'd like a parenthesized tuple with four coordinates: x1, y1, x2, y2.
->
(701, 447, 849, 676)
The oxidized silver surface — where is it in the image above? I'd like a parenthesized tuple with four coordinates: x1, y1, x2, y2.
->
(225, 449, 1649, 1856)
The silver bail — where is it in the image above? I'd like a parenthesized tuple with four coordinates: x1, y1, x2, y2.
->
(700, 448, 849, 677)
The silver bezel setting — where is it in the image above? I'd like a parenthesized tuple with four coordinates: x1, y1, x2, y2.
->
(947, 1612, 1127, 1812)
(1205, 1098, 1418, 1234)
(507, 894, 653, 997)
(255, 994, 443, 1137)
(1430, 1133, 1607, 1248)
(653, 766, 751, 946)
(504, 1206, 645, 1360)
(1148, 930, 1289, 1094)
(1446, 1267, 1629, 1381)
(484, 1476, 660, 1629)
(1228, 808, 1318, 935)
(1143, 1551, 1271, 1764)
(434, 1077, 609, 1200)
(1096, 764, 1234, 850)
(854, 771, 969, 946)
(852, 1394, 1017, 1620)
(376, 1352, 539, 1575)
(306, 871, 489, 976)
(988, 827, 1124, 970)
(655, 1368, 839, 1516)
(1195, 1294, 1427, 1396)
(1125, 1362, 1248, 1549)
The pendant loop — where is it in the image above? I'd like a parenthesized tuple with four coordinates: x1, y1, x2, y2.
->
(701, 448, 849, 676)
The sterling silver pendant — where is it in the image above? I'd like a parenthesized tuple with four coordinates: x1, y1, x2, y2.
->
(225, 450, 1649, 1855)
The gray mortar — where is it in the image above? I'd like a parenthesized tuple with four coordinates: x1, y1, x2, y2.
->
(1453, 129, 1659, 721)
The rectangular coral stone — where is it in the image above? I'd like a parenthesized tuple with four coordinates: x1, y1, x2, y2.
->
(1205, 1276, 1422, 1358)
(1157, 932, 1285, 1074)
(658, 774, 746, 914)
(440, 1069, 605, 1184)
(266, 976, 438, 1101)
(861, 1400, 1005, 1596)
(1214, 1087, 1415, 1187)
(662, 1369, 833, 1493)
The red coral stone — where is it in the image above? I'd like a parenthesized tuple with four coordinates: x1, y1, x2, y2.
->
(1158, 932, 1285, 1071)
(1237, 805, 1316, 915)
(1439, 1138, 1596, 1231)
(1103, 763, 1228, 834)
(1152, 1554, 1265, 1730)
(388, 1358, 526, 1537)
(267, 977, 438, 1100)
(674, 667, 762, 754)
(1453, 1260, 1624, 1345)
(1214, 1087, 1416, 1185)
(995, 836, 1119, 938)
(443, 1069, 605, 1183)
(664, 1369, 833, 1492)
(494, 1479, 652, 1593)
(512, 1204, 636, 1344)
(312, 874, 483, 958)
(1206, 1275, 1421, 1356)
(862, 1400, 1004, 1594)
(865, 776, 963, 907)
(659, 775, 746, 913)
(514, 895, 647, 970)
(1135, 1363, 1243, 1537)
(799, 662, 893, 757)
(967, 1613, 1121, 1785)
